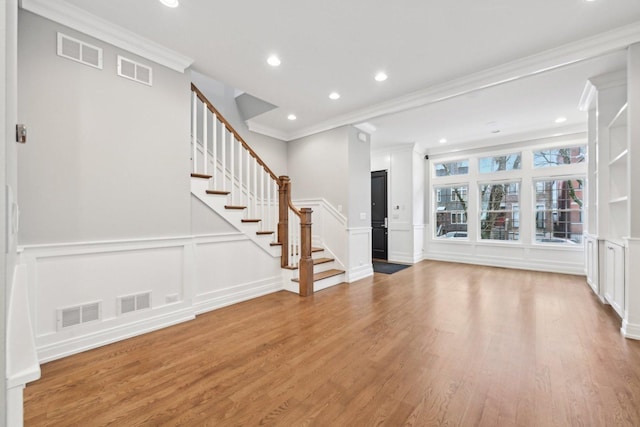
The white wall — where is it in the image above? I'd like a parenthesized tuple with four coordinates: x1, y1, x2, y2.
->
(191, 70, 288, 177)
(288, 126, 349, 212)
(289, 125, 372, 281)
(371, 144, 426, 264)
(15, 10, 285, 365)
(18, 11, 191, 245)
(347, 127, 371, 228)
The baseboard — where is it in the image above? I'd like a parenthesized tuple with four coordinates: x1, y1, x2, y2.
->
(388, 252, 417, 264)
(347, 264, 373, 282)
(621, 320, 640, 340)
(193, 276, 282, 315)
(423, 253, 585, 276)
(37, 305, 196, 363)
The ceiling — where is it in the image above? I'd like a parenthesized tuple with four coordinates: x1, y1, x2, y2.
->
(57, 0, 640, 151)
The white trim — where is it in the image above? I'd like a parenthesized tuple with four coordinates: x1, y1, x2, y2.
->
(20, 0, 194, 72)
(193, 276, 282, 315)
(347, 264, 374, 282)
(245, 120, 290, 141)
(253, 23, 640, 142)
(293, 198, 348, 227)
(423, 253, 584, 276)
(38, 305, 196, 363)
(621, 320, 640, 340)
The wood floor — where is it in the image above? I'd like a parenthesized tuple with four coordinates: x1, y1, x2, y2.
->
(24, 261, 640, 426)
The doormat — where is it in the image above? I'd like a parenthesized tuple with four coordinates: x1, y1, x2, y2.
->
(373, 262, 410, 274)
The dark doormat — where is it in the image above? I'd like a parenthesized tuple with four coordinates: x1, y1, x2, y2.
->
(373, 261, 410, 274)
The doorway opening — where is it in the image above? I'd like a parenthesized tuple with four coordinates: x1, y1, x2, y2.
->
(371, 170, 388, 260)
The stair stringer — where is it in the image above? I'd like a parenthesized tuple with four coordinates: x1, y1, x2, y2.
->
(191, 177, 281, 258)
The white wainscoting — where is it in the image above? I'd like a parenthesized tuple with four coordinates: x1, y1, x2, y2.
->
(347, 227, 374, 282)
(294, 198, 373, 283)
(19, 232, 283, 363)
(424, 239, 585, 275)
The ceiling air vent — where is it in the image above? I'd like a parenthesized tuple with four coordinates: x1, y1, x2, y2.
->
(117, 56, 153, 86)
(57, 301, 102, 330)
(57, 32, 103, 69)
(118, 292, 152, 315)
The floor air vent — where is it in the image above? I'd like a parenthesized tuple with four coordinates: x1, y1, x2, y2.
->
(117, 56, 152, 86)
(57, 301, 102, 330)
(57, 33, 103, 69)
(118, 292, 152, 315)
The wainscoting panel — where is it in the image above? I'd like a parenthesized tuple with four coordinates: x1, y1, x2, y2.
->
(19, 233, 284, 363)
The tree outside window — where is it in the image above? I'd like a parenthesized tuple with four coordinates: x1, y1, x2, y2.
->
(480, 182, 520, 240)
(435, 186, 468, 237)
(534, 179, 583, 244)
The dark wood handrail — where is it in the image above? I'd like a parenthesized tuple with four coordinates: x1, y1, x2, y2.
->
(191, 83, 280, 184)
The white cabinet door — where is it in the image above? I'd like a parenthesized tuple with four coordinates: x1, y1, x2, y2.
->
(604, 241, 625, 318)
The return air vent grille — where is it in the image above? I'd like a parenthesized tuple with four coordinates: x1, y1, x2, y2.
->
(117, 56, 153, 86)
(57, 33, 103, 69)
(57, 301, 102, 330)
(118, 292, 152, 315)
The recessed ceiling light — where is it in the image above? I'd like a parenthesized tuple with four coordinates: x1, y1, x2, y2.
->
(555, 116, 567, 123)
(267, 55, 281, 67)
(375, 72, 388, 82)
(439, 138, 447, 144)
(329, 92, 340, 100)
(287, 114, 297, 121)
(159, 0, 179, 7)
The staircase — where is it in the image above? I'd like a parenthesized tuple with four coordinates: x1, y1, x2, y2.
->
(190, 84, 345, 295)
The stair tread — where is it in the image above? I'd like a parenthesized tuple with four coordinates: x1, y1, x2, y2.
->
(292, 269, 345, 283)
(206, 190, 230, 195)
(256, 231, 274, 235)
(284, 257, 334, 270)
(312, 247, 323, 253)
(191, 173, 212, 179)
(241, 219, 261, 223)
(270, 242, 283, 246)
(225, 205, 246, 210)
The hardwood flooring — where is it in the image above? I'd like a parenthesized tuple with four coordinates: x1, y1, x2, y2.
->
(24, 261, 640, 426)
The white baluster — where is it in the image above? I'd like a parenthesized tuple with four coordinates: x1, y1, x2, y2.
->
(260, 167, 265, 229)
(246, 151, 251, 217)
(191, 92, 197, 174)
(230, 134, 235, 205)
(212, 114, 217, 187)
(202, 104, 208, 176)
(273, 180, 278, 242)
(266, 173, 271, 233)
(288, 209, 294, 267)
(238, 142, 243, 207)
(221, 128, 226, 192)
(253, 159, 258, 220)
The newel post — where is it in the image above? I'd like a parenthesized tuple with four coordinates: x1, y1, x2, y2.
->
(278, 176, 290, 268)
(299, 208, 314, 297)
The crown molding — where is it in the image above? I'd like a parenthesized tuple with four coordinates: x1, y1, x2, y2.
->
(424, 126, 587, 157)
(20, 0, 193, 73)
(276, 21, 640, 142)
(245, 121, 289, 142)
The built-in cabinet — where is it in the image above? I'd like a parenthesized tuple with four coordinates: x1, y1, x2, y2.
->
(604, 240, 625, 317)
(582, 71, 628, 320)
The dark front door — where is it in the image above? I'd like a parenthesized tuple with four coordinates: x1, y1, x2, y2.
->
(371, 170, 388, 260)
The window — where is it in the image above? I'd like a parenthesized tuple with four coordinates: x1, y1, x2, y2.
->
(534, 179, 584, 244)
(450, 187, 468, 202)
(533, 146, 586, 168)
(479, 153, 522, 173)
(451, 211, 467, 224)
(434, 186, 468, 238)
(480, 182, 520, 241)
(434, 160, 469, 177)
